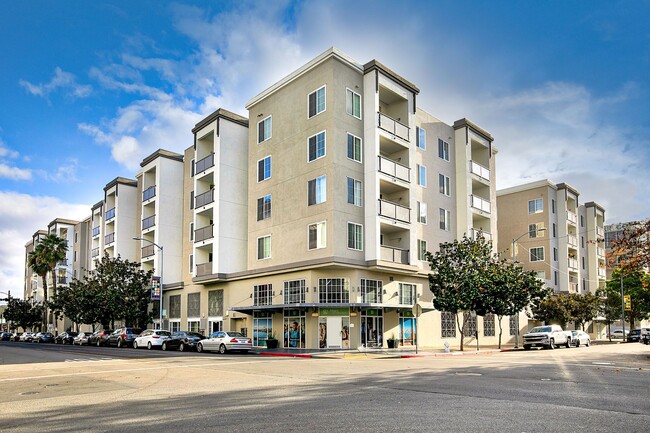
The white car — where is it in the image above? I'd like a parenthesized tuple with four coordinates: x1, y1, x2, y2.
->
(608, 329, 628, 339)
(133, 329, 171, 350)
(73, 332, 91, 345)
(197, 331, 252, 354)
(570, 330, 591, 347)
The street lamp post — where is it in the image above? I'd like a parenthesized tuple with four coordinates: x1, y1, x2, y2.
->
(133, 237, 163, 330)
(620, 275, 625, 341)
(511, 227, 547, 348)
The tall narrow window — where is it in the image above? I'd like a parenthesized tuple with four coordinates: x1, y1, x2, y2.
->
(257, 195, 272, 221)
(417, 202, 427, 224)
(439, 208, 450, 231)
(439, 174, 450, 196)
(308, 131, 326, 162)
(346, 88, 361, 119)
(257, 116, 272, 143)
(418, 165, 427, 187)
(438, 139, 449, 161)
(418, 239, 427, 261)
(308, 176, 327, 205)
(257, 156, 271, 182)
(347, 133, 362, 163)
(308, 86, 326, 118)
(347, 222, 363, 250)
(257, 235, 271, 260)
(530, 247, 544, 262)
(417, 127, 426, 149)
(347, 177, 362, 206)
(308, 222, 327, 250)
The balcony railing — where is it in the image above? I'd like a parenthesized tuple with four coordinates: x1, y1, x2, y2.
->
(195, 189, 215, 208)
(196, 262, 212, 277)
(57, 276, 67, 285)
(377, 155, 410, 183)
(105, 207, 116, 221)
(597, 247, 605, 257)
(378, 199, 410, 223)
(567, 211, 577, 224)
(142, 244, 155, 258)
(469, 161, 490, 181)
(380, 245, 409, 265)
(470, 195, 491, 213)
(469, 228, 492, 242)
(598, 268, 606, 278)
(195, 153, 215, 175)
(91, 248, 100, 258)
(143, 185, 156, 201)
(596, 226, 604, 238)
(142, 215, 155, 230)
(377, 112, 410, 141)
(92, 226, 100, 237)
(569, 282, 579, 292)
(195, 225, 214, 242)
(104, 232, 115, 245)
(568, 235, 578, 247)
(568, 258, 578, 270)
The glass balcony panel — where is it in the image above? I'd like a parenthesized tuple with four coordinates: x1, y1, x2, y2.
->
(196, 262, 212, 277)
(194, 225, 214, 242)
(378, 155, 410, 183)
(195, 189, 215, 208)
(378, 199, 410, 223)
(377, 112, 410, 141)
(142, 215, 155, 230)
(105, 208, 116, 221)
(195, 153, 215, 175)
(470, 195, 491, 213)
(143, 185, 156, 201)
(469, 160, 490, 181)
(104, 232, 115, 245)
(142, 245, 155, 258)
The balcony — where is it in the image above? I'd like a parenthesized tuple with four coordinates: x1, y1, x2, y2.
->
(596, 226, 604, 238)
(569, 282, 579, 292)
(196, 262, 212, 277)
(142, 215, 155, 230)
(195, 225, 214, 243)
(567, 235, 578, 247)
(567, 211, 577, 224)
(597, 247, 605, 257)
(195, 153, 215, 175)
(143, 185, 156, 202)
(104, 232, 115, 245)
(568, 258, 578, 270)
(469, 228, 492, 242)
(378, 199, 410, 224)
(195, 189, 215, 208)
(598, 268, 606, 278)
(377, 112, 410, 142)
(142, 244, 155, 258)
(91, 248, 100, 258)
(470, 195, 491, 214)
(469, 160, 490, 181)
(92, 226, 100, 237)
(57, 276, 67, 285)
(380, 245, 409, 265)
(378, 155, 410, 183)
(105, 207, 116, 221)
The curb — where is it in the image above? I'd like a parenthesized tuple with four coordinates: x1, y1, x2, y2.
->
(255, 351, 314, 358)
(400, 348, 511, 358)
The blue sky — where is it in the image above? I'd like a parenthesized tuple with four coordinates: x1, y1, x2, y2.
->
(1, 0, 649, 296)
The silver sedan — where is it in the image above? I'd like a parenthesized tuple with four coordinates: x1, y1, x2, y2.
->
(197, 331, 252, 354)
(571, 330, 591, 347)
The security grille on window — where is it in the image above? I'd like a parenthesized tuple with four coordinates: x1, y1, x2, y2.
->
(308, 176, 326, 205)
(284, 280, 306, 304)
(208, 289, 224, 317)
(257, 156, 271, 182)
(258, 116, 272, 143)
(257, 195, 272, 221)
(347, 178, 362, 206)
(438, 139, 449, 161)
(528, 198, 543, 214)
(361, 279, 383, 303)
(530, 247, 544, 262)
(187, 293, 200, 318)
(169, 295, 181, 319)
(318, 278, 350, 303)
(399, 283, 416, 305)
(441, 311, 456, 338)
(464, 313, 478, 336)
(347, 133, 362, 162)
(308, 131, 326, 161)
(509, 315, 519, 336)
(308, 86, 326, 118)
(483, 313, 495, 337)
(346, 88, 361, 119)
(254, 284, 273, 306)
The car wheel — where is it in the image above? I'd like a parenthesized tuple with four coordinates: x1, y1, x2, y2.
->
(179, 343, 185, 352)
(548, 339, 555, 350)
(162, 342, 167, 351)
(117, 339, 123, 348)
(197, 343, 203, 353)
(523, 345, 531, 350)
(565, 339, 571, 348)
(133, 341, 138, 349)
(575, 340, 580, 347)
(147, 342, 152, 350)
(586, 339, 590, 347)
(219, 344, 227, 354)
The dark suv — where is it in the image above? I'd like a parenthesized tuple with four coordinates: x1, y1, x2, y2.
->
(107, 327, 142, 348)
(89, 329, 113, 347)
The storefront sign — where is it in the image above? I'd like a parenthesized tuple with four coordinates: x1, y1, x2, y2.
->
(363, 308, 380, 317)
(319, 307, 349, 317)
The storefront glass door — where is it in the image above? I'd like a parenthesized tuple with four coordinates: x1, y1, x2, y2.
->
(283, 309, 305, 349)
(361, 310, 383, 348)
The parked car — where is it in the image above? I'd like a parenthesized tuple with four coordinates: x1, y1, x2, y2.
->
(29, 332, 43, 343)
(570, 330, 591, 347)
(55, 331, 78, 345)
(0, 331, 11, 341)
(20, 332, 35, 342)
(607, 329, 628, 339)
(10, 332, 22, 341)
(641, 327, 650, 345)
(73, 332, 91, 345)
(197, 331, 252, 354)
(89, 329, 112, 347)
(34, 332, 55, 343)
(522, 325, 570, 350)
(107, 327, 143, 348)
(162, 331, 205, 352)
(626, 329, 641, 342)
(133, 330, 172, 350)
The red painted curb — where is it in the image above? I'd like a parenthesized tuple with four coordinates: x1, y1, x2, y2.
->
(256, 352, 313, 358)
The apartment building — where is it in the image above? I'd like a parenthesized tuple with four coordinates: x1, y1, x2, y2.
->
(497, 180, 606, 294)
(101, 177, 138, 264)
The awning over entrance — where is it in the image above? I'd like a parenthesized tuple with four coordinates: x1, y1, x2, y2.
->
(229, 303, 435, 315)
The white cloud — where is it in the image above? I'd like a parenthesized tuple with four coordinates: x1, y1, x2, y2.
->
(0, 163, 32, 180)
(0, 191, 90, 299)
(19, 67, 92, 100)
(0, 139, 19, 159)
(34, 159, 80, 183)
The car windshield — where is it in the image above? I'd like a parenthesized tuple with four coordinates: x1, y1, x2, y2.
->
(529, 326, 552, 333)
(187, 332, 204, 338)
(156, 331, 172, 336)
(227, 332, 245, 338)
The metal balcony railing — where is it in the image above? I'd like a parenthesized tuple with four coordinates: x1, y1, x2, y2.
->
(195, 153, 215, 175)
(378, 199, 410, 223)
(104, 232, 115, 245)
(195, 189, 215, 208)
(377, 155, 410, 183)
(142, 215, 155, 230)
(568, 235, 578, 247)
(567, 211, 577, 224)
(469, 160, 490, 181)
(105, 207, 116, 221)
(142, 245, 155, 258)
(57, 276, 67, 285)
(377, 112, 410, 141)
(196, 262, 212, 277)
(92, 226, 100, 237)
(380, 245, 409, 265)
(143, 185, 156, 201)
(91, 248, 100, 258)
(470, 195, 491, 213)
(598, 268, 606, 278)
(194, 225, 214, 242)
(568, 258, 578, 270)
(470, 228, 492, 242)
(596, 226, 604, 238)
(597, 247, 605, 257)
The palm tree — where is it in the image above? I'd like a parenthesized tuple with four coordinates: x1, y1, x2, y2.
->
(27, 243, 50, 330)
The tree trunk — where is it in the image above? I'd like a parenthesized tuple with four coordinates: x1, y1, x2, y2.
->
(456, 313, 464, 351)
(41, 274, 49, 331)
(497, 315, 503, 349)
(51, 269, 58, 335)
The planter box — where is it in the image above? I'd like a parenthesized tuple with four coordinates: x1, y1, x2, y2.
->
(266, 339, 279, 349)
(387, 339, 398, 349)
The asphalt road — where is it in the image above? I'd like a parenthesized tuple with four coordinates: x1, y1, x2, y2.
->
(0, 341, 648, 432)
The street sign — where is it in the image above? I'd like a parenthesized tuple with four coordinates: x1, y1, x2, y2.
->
(624, 295, 631, 311)
(412, 303, 422, 317)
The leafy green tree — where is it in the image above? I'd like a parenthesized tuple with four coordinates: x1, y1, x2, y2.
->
(606, 268, 650, 329)
(568, 292, 601, 331)
(40, 234, 69, 305)
(608, 219, 650, 273)
(27, 243, 50, 329)
(2, 297, 44, 331)
(597, 286, 622, 341)
(427, 234, 493, 351)
(529, 293, 573, 328)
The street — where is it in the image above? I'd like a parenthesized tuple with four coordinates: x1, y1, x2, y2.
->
(0, 342, 648, 432)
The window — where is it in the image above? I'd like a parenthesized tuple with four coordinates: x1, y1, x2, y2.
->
(190, 191, 194, 209)
(580, 215, 584, 227)
(417, 127, 426, 149)
(361, 279, 383, 303)
(483, 314, 495, 337)
(417, 202, 427, 224)
(536, 271, 546, 281)
(73, 251, 77, 262)
(399, 283, 416, 305)
(170, 321, 181, 333)
(318, 278, 350, 303)
(347, 177, 362, 206)
(529, 223, 544, 238)
(464, 313, 477, 336)
(169, 295, 181, 319)
(254, 284, 273, 306)
(552, 199, 555, 214)
(347, 222, 363, 250)
(417, 164, 427, 187)
(189, 254, 193, 273)
(528, 198, 543, 214)
(347, 133, 362, 162)
(581, 236, 585, 248)
(308, 175, 327, 205)
(208, 289, 224, 316)
(439, 174, 450, 196)
(308, 131, 326, 162)
(284, 280, 306, 304)
(438, 139, 449, 161)
(441, 311, 456, 338)
(582, 257, 585, 269)
(257, 156, 271, 182)
(553, 223, 556, 237)
(439, 208, 450, 231)
(74, 232, 78, 243)
(553, 248, 558, 261)
(308, 221, 326, 250)
(418, 239, 427, 261)
(257, 195, 272, 221)
(187, 293, 200, 317)
(509, 315, 519, 336)
(188, 321, 200, 333)
(308, 85, 326, 118)
(346, 88, 361, 119)
(257, 116, 272, 143)
(554, 271, 559, 286)
(257, 235, 271, 260)
(530, 247, 544, 262)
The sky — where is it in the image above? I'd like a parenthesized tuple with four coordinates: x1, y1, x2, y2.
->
(1, 0, 649, 298)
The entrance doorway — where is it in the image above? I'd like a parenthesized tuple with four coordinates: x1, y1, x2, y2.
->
(361, 309, 383, 348)
(283, 309, 305, 349)
(208, 319, 223, 334)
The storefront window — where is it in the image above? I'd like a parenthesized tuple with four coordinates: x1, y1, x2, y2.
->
(361, 309, 383, 348)
(399, 311, 416, 346)
(253, 312, 272, 347)
(283, 309, 305, 349)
